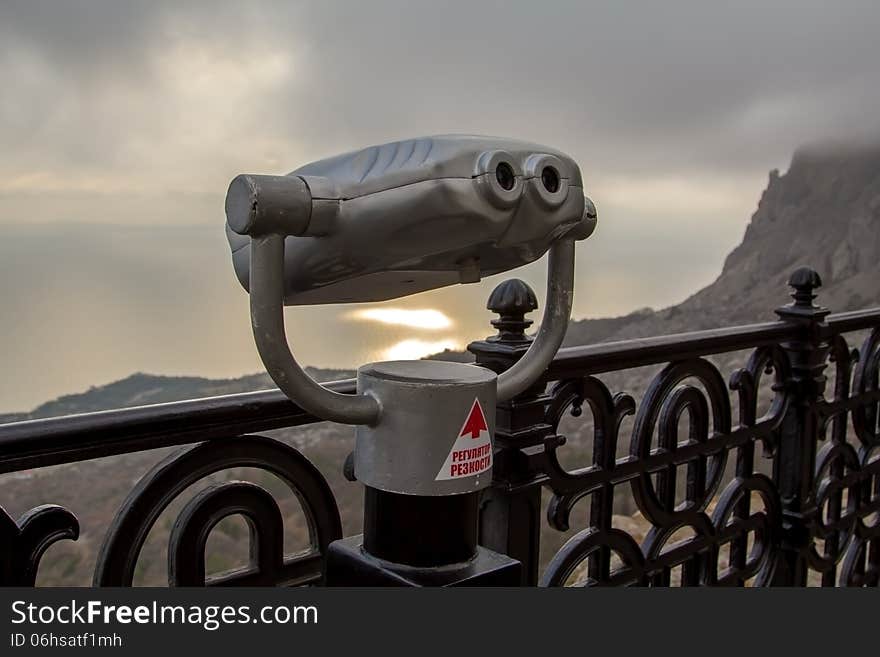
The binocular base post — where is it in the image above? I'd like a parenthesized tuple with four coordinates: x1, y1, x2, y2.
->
(324, 360, 520, 585)
(324, 487, 521, 586)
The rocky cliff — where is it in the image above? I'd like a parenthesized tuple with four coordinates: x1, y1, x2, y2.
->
(566, 142, 880, 345)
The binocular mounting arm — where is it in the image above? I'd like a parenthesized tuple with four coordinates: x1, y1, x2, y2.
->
(236, 171, 578, 424)
(249, 234, 383, 426)
(495, 237, 574, 402)
(247, 231, 575, 424)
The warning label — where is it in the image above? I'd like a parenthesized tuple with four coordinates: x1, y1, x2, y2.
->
(435, 398, 493, 480)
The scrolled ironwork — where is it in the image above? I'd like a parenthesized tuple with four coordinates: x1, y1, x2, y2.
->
(811, 440, 861, 562)
(640, 513, 716, 586)
(539, 350, 790, 586)
(541, 527, 645, 587)
(541, 376, 635, 585)
(0, 504, 79, 586)
(728, 344, 790, 451)
(94, 435, 341, 586)
(805, 331, 880, 584)
(630, 358, 730, 527)
(852, 327, 880, 447)
(169, 481, 313, 586)
(708, 474, 780, 586)
(542, 376, 635, 505)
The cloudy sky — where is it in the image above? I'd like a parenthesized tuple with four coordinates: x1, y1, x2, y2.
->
(1, 0, 879, 412)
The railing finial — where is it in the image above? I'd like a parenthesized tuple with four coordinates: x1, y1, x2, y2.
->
(776, 266, 828, 321)
(486, 278, 538, 343)
(788, 266, 823, 307)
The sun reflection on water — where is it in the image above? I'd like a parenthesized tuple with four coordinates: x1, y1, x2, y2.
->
(382, 339, 461, 361)
(347, 308, 453, 330)
(347, 307, 461, 361)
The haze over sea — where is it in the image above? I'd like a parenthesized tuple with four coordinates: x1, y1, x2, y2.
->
(1, 202, 737, 413)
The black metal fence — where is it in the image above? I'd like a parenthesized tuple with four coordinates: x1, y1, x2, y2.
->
(1, 267, 878, 586)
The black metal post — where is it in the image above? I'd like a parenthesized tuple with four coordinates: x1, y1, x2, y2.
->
(469, 279, 554, 586)
(771, 267, 830, 585)
(325, 483, 520, 585)
(362, 488, 478, 566)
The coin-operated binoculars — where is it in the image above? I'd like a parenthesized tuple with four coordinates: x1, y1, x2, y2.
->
(225, 135, 596, 585)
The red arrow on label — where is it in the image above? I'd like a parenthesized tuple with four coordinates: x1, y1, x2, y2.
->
(459, 399, 488, 439)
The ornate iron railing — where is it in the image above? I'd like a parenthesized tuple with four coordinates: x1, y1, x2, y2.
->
(1, 267, 878, 586)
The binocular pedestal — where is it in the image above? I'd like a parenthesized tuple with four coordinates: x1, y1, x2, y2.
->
(324, 489, 521, 586)
(324, 360, 520, 586)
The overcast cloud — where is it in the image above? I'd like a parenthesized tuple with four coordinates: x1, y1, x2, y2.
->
(1, 1, 879, 411)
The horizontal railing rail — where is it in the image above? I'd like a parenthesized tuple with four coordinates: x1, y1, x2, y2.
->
(548, 319, 798, 378)
(0, 380, 357, 474)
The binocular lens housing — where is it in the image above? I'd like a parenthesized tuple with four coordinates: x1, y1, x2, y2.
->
(495, 162, 516, 191)
(541, 166, 560, 193)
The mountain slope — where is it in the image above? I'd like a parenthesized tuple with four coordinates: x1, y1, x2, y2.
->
(566, 142, 880, 345)
(18, 369, 356, 420)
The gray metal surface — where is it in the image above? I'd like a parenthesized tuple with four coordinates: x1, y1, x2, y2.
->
(354, 360, 496, 496)
(496, 238, 575, 401)
(248, 234, 381, 426)
(226, 134, 591, 305)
